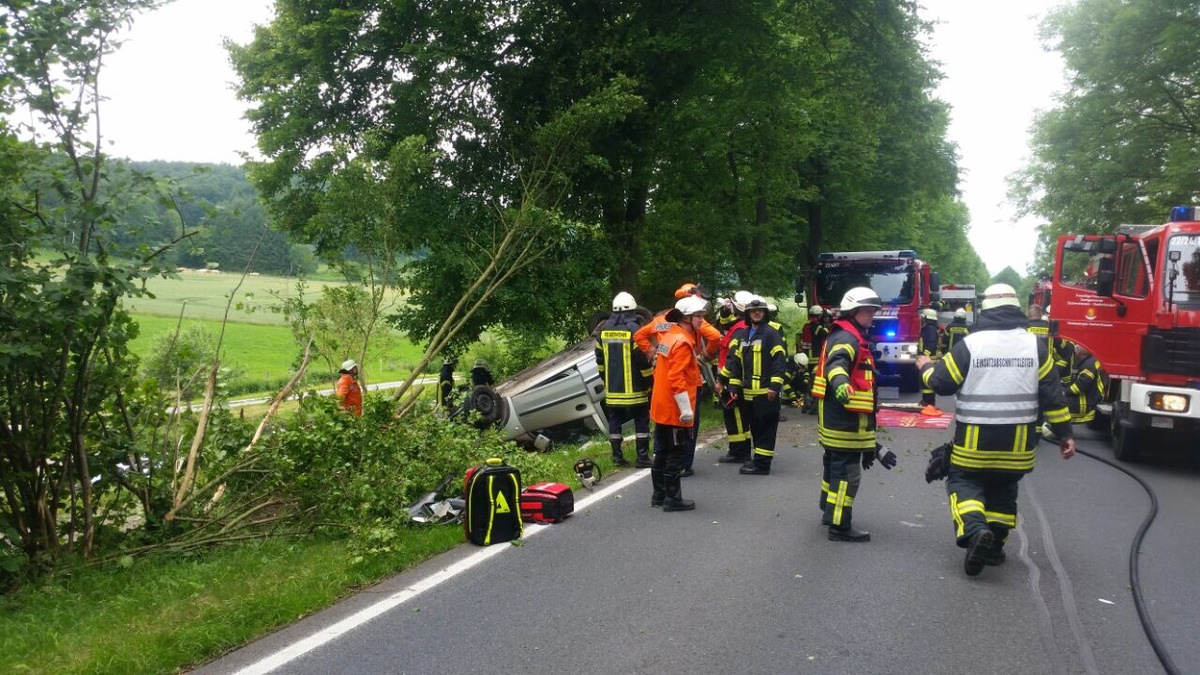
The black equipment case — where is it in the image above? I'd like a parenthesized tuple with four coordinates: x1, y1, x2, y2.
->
(463, 458, 523, 545)
(520, 482, 574, 524)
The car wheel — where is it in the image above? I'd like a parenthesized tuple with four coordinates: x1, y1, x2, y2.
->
(634, 306, 654, 326)
(469, 385, 505, 428)
(588, 310, 609, 337)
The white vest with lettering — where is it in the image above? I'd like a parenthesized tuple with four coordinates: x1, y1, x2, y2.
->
(956, 329, 1039, 424)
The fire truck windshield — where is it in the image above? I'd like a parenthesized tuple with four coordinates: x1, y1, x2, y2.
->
(816, 260, 914, 306)
(1165, 234, 1200, 304)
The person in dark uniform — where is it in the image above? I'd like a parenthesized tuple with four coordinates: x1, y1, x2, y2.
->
(918, 308, 942, 412)
(595, 291, 654, 467)
(437, 356, 458, 409)
(917, 283, 1076, 577)
(942, 308, 970, 353)
(1060, 343, 1108, 426)
(812, 287, 887, 542)
(470, 359, 494, 387)
(722, 296, 787, 476)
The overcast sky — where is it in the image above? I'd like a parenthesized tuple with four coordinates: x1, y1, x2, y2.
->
(96, 0, 1066, 276)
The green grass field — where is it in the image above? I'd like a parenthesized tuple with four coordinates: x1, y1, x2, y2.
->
(126, 273, 424, 394)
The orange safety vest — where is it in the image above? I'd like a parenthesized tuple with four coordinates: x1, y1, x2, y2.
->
(649, 325, 702, 426)
(336, 374, 363, 417)
(811, 319, 875, 413)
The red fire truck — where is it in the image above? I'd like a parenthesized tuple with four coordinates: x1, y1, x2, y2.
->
(798, 249, 940, 389)
(1050, 206, 1200, 461)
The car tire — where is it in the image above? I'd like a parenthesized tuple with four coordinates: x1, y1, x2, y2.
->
(1111, 402, 1142, 462)
(588, 310, 609, 337)
(634, 306, 654, 326)
(469, 385, 505, 428)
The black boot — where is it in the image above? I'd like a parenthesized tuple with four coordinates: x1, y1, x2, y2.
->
(964, 529, 994, 577)
(739, 459, 770, 475)
(650, 469, 665, 508)
(828, 524, 871, 542)
(662, 473, 695, 512)
(635, 443, 653, 469)
(718, 452, 747, 463)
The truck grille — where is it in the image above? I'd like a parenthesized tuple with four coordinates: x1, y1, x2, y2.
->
(1143, 327, 1200, 377)
(871, 318, 902, 341)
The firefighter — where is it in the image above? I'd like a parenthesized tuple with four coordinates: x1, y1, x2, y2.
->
(636, 282, 721, 477)
(1060, 343, 1108, 426)
(648, 295, 709, 511)
(436, 356, 458, 409)
(918, 307, 942, 413)
(917, 283, 1076, 577)
(715, 291, 755, 464)
(782, 352, 812, 410)
(715, 295, 741, 334)
(335, 359, 363, 417)
(812, 287, 884, 542)
(595, 291, 654, 468)
(1026, 303, 1049, 338)
(810, 306, 833, 362)
(723, 296, 788, 476)
(469, 359, 494, 387)
(942, 308, 970, 353)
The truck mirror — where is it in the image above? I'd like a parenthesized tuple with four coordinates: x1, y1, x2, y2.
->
(929, 270, 941, 291)
(794, 291, 806, 305)
(929, 290, 941, 303)
(1096, 237, 1118, 254)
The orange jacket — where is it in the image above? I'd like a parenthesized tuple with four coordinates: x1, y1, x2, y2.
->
(650, 324, 702, 426)
(336, 374, 363, 417)
(634, 311, 721, 361)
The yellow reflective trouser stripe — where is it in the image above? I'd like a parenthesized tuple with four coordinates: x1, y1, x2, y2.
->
(1072, 409, 1096, 423)
(828, 481, 854, 524)
(607, 392, 649, 405)
(731, 406, 749, 441)
(952, 447, 1036, 471)
(754, 447, 775, 458)
(746, 387, 771, 396)
(819, 431, 876, 449)
(1045, 406, 1071, 424)
(950, 493, 965, 538)
(984, 510, 1017, 527)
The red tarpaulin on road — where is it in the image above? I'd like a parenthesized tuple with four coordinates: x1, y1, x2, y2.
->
(876, 407, 953, 429)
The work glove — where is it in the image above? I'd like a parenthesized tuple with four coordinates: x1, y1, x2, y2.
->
(727, 384, 742, 400)
(925, 442, 952, 483)
(674, 391, 694, 425)
(861, 451, 875, 470)
(875, 443, 898, 470)
(834, 382, 852, 405)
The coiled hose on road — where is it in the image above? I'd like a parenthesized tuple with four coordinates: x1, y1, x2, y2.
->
(1039, 435, 1180, 675)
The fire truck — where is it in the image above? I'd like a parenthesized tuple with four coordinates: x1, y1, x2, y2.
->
(797, 249, 940, 389)
(1050, 206, 1200, 461)
(937, 284, 977, 325)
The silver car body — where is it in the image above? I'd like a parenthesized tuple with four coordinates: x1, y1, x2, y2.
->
(492, 339, 607, 443)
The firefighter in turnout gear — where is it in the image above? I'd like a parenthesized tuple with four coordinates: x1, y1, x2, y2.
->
(721, 296, 787, 475)
(715, 291, 755, 464)
(812, 287, 882, 542)
(648, 296, 709, 511)
(808, 306, 833, 362)
(942, 308, 970, 353)
(596, 292, 654, 468)
(918, 308, 942, 412)
(1062, 343, 1108, 425)
(917, 283, 1076, 577)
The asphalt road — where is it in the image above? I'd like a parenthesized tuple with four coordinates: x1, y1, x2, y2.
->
(194, 393, 1200, 675)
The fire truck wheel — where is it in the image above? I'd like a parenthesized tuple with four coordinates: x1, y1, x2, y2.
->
(1111, 403, 1143, 462)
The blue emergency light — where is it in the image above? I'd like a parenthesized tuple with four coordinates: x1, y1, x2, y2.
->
(885, 330, 897, 338)
(1169, 206, 1198, 221)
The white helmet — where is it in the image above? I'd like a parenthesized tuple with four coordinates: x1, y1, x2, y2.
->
(767, 302, 778, 313)
(612, 291, 636, 312)
(731, 290, 754, 312)
(920, 308, 938, 321)
(981, 283, 1020, 311)
(808, 305, 824, 317)
(675, 295, 709, 316)
(340, 359, 358, 372)
(839, 287, 883, 312)
(744, 295, 769, 312)
(793, 352, 809, 368)
(954, 308, 967, 319)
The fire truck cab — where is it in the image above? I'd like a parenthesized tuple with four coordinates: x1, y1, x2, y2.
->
(1051, 206, 1200, 461)
(797, 249, 940, 390)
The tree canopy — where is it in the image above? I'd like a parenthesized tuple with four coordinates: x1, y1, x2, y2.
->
(1014, 0, 1200, 272)
(230, 0, 983, 341)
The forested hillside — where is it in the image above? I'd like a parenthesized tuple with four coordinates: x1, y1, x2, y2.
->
(120, 160, 316, 276)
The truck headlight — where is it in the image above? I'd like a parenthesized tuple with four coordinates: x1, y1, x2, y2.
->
(1149, 392, 1190, 413)
(904, 344, 918, 355)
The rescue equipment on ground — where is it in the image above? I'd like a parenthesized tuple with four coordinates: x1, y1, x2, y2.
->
(573, 457, 602, 491)
(463, 458, 523, 546)
(519, 482, 575, 523)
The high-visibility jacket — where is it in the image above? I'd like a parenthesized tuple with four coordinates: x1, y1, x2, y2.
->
(649, 324, 702, 426)
(634, 311, 720, 361)
(718, 318, 747, 370)
(336, 374, 363, 417)
(811, 322, 831, 361)
(943, 318, 970, 352)
(1065, 353, 1108, 423)
(720, 320, 787, 399)
(920, 305, 1073, 474)
(919, 322, 941, 357)
(595, 311, 653, 406)
(1052, 338, 1076, 385)
(813, 319, 877, 450)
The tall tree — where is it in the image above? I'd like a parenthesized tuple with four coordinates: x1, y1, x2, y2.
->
(1014, 0, 1200, 271)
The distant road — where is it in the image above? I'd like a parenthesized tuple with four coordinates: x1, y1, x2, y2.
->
(184, 378, 436, 412)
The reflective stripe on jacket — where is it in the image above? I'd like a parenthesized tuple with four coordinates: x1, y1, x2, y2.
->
(595, 312, 652, 406)
(813, 319, 877, 450)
